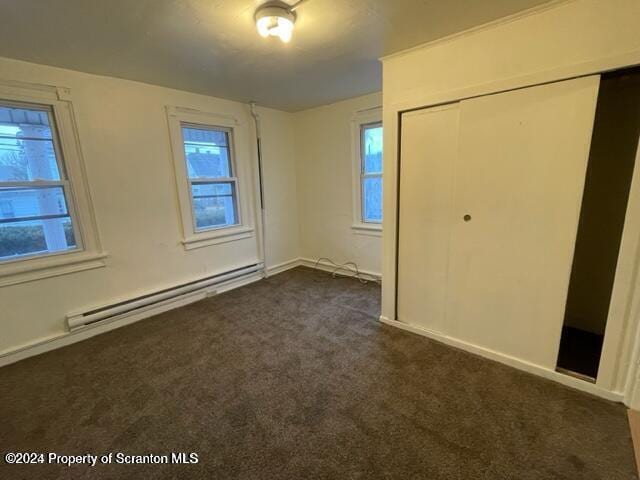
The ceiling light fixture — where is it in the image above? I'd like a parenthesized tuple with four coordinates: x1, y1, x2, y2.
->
(255, 2, 301, 43)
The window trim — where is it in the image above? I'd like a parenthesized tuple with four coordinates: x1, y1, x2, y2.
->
(166, 106, 255, 250)
(0, 102, 84, 263)
(351, 107, 383, 236)
(0, 80, 105, 287)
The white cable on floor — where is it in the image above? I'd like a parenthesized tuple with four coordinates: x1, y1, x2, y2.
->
(312, 257, 381, 285)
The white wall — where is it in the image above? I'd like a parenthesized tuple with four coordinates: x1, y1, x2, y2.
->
(293, 92, 382, 275)
(381, 0, 640, 399)
(258, 107, 300, 269)
(0, 57, 298, 355)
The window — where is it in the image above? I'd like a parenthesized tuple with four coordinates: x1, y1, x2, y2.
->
(351, 107, 382, 234)
(0, 82, 104, 287)
(360, 123, 383, 224)
(166, 106, 254, 250)
(182, 125, 239, 231)
(0, 102, 80, 262)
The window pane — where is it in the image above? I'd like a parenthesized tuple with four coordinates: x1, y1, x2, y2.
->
(182, 127, 227, 147)
(191, 182, 237, 230)
(0, 186, 76, 260)
(182, 126, 231, 179)
(0, 105, 61, 181)
(362, 176, 382, 223)
(0, 187, 69, 219)
(362, 125, 383, 174)
(0, 218, 76, 260)
(0, 103, 81, 262)
(0, 105, 52, 138)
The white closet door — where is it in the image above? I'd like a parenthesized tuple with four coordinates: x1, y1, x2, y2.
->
(446, 76, 600, 368)
(397, 104, 460, 333)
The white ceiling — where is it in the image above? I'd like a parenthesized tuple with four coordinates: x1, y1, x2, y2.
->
(0, 0, 554, 111)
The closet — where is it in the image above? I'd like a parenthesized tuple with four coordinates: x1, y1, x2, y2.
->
(397, 76, 602, 372)
(558, 68, 640, 379)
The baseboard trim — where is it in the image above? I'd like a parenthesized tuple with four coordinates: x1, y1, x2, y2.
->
(0, 271, 264, 369)
(265, 258, 302, 276)
(299, 257, 381, 282)
(380, 315, 624, 403)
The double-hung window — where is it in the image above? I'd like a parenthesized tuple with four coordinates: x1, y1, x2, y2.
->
(360, 122, 383, 224)
(182, 124, 239, 231)
(0, 102, 80, 262)
(167, 106, 254, 250)
(352, 107, 383, 234)
(0, 83, 103, 287)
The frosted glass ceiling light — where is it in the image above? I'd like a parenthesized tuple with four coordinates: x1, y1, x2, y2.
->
(255, 3, 296, 43)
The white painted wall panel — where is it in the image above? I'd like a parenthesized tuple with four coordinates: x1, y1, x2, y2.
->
(294, 93, 382, 275)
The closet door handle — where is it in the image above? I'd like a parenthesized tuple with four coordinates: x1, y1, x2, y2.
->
(463, 214, 472, 222)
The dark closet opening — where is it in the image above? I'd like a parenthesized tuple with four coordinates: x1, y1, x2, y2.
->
(557, 67, 640, 381)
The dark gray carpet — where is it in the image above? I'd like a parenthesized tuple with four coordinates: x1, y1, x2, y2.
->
(0, 267, 636, 479)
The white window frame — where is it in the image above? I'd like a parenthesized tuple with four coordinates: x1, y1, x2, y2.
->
(351, 107, 382, 236)
(166, 106, 254, 250)
(0, 80, 105, 287)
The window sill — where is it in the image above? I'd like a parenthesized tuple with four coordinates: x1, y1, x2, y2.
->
(351, 223, 382, 237)
(0, 251, 108, 288)
(182, 226, 254, 250)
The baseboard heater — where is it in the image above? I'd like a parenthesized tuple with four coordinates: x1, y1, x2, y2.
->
(66, 263, 263, 331)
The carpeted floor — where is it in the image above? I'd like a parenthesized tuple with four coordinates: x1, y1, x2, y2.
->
(0, 267, 637, 479)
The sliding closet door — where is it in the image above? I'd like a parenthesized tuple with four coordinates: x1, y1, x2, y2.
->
(397, 104, 459, 333)
(446, 76, 600, 368)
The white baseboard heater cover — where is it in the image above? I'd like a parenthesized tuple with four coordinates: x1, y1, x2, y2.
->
(66, 263, 263, 330)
